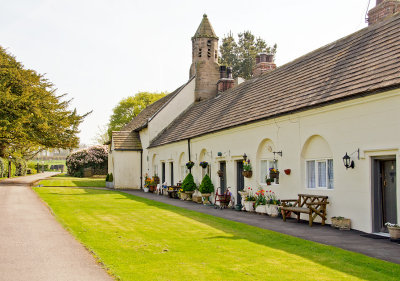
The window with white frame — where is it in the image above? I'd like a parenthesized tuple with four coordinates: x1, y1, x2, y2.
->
(153, 164, 159, 177)
(260, 160, 278, 184)
(306, 159, 333, 189)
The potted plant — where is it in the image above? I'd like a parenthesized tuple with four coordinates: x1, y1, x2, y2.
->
(266, 190, 280, 217)
(144, 175, 152, 192)
(266, 177, 272, 185)
(105, 173, 114, 188)
(385, 222, 400, 241)
(199, 161, 208, 169)
(242, 160, 252, 178)
(186, 161, 195, 170)
(254, 189, 267, 214)
(244, 187, 256, 212)
(199, 174, 214, 205)
(153, 174, 160, 184)
(182, 173, 196, 200)
(284, 169, 291, 175)
(331, 216, 351, 230)
(269, 168, 279, 179)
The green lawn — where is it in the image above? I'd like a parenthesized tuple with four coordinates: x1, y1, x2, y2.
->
(38, 174, 105, 187)
(34, 187, 400, 281)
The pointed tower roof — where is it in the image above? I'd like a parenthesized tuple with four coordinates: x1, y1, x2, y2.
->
(192, 14, 218, 39)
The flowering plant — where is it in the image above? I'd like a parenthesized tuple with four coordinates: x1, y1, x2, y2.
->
(186, 161, 195, 169)
(244, 187, 256, 201)
(255, 189, 267, 207)
(266, 190, 280, 205)
(243, 159, 252, 171)
(385, 222, 400, 228)
(66, 145, 108, 177)
(199, 161, 208, 168)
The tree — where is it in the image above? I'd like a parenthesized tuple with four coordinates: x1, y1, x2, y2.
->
(199, 174, 214, 194)
(219, 31, 277, 79)
(0, 46, 88, 159)
(181, 173, 196, 192)
(107, 92, 166, 138)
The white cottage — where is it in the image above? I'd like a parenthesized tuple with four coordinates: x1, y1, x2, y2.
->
(109, 1, 400, 234)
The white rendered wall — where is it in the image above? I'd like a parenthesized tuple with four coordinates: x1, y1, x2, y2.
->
(147, 89, 400, 233)
(112, 151, 141, 189)
(148, 79, 195, 141)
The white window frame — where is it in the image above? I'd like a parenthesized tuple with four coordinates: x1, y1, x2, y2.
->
(259, 159, 279, 186)
(305, 158, 333, 190)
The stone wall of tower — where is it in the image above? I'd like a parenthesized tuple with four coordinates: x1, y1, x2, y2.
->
(190, 37, 220, 101)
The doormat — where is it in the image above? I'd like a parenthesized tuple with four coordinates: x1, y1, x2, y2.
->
(360, 234, 389, 239)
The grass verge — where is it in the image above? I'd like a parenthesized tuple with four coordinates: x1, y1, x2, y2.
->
(34, 187, 400, 281)
(38, 175, 105, 187)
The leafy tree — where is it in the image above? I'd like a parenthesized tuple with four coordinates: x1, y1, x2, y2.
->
(0, 46, 88, 159)
(181, 173, 196, 192)
(219, 31, 277, 79)
(199, 174, 214, 194)
(107, 92, 166, 138)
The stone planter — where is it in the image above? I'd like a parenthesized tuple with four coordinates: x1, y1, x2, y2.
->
(244, 201, 255, 212)
(185, 191, 194, 200)
(255, 205, 267, 214)
(266, 204, 279, 217)
(192, 195, 203, 203)
(143, 187, 149, 193)
(331, 217, 351, 230)
(180, 192, 188, 200)
(242, 171, 253, 178)
(201, 193, 211, 205)
(388, 226, 400, 240)
(106, 182, 114, 188)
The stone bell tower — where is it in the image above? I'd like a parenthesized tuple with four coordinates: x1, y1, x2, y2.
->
(190, 14, 220, 101)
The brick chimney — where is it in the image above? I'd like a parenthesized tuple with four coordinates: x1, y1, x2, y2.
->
(217, 66, 235, 93)
(252, 53, 276, 77)
(368, 0, 400, 25)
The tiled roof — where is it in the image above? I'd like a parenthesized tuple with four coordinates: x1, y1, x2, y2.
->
(192, 14, 218, 39)
(121, 78, 194, 132)
(112, 131, 142, 150)
(150, 14, 400, 148)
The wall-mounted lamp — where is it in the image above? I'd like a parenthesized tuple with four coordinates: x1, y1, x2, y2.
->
(343, 149, 359, 169)
(217, 152, 222, 157)
(342, 153, 354, 169)
(242, 153, 247, 161)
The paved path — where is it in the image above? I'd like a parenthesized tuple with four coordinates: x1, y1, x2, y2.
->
(0, 174, 111, 281)
(123, 190, 400, 264)
(0, 172, 59, 186)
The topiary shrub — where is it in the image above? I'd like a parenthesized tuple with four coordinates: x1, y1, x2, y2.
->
(199, 174, 214, 194)
(105, 174, 110, 182)
(182, 173, 196, 192)
(108, 173, 113, 182)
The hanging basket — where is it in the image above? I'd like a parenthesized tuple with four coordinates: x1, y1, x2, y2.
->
(186, 162, 194, 169)
(200, 162, 208, 169)
(217, 170, 224, 177)
(242, 171, 253, 178)
(284, 169, 291, 175)
(269, 170, 279, 179)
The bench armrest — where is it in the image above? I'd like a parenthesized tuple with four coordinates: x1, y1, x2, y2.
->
(281, 199, 298, 203)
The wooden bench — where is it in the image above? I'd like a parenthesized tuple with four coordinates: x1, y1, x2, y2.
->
(280, 194, 329, 227)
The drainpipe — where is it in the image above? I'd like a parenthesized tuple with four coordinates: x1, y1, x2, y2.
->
(140, 150, 143, 189)
(188, 138, 192, 173)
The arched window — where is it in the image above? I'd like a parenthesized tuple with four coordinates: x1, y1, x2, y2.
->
(256, 139, 279, 185)
(178, 152, 188, 181)
(302, 135, 334, 189)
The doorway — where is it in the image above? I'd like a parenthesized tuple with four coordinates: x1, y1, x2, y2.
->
(162, 162, 166, 183)
(236, 160, 244, 207)
(219, 161, 226, 193)
(372, 158, 397, 233)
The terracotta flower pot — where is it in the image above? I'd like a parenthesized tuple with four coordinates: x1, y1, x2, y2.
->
(284, 169, 291, 175)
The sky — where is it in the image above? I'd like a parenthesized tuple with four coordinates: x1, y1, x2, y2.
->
(0, 0, 376, 145)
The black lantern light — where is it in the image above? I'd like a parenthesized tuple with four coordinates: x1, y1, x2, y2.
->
(343, 153, 355, 169)
(242, 153, 247, 161)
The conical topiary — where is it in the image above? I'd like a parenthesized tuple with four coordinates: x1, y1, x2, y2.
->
(199, 174, 214, 194)
(182, 173, 196, 192)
